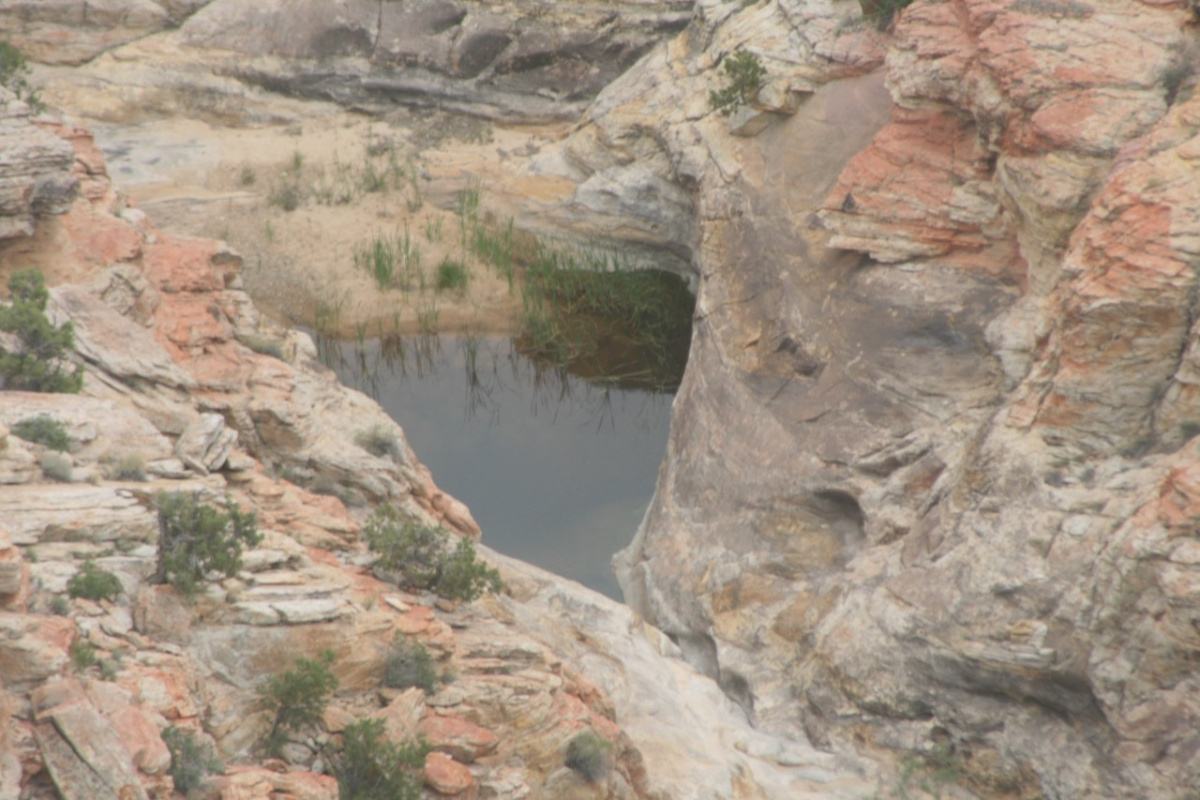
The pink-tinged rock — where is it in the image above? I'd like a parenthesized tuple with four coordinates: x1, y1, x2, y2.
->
(418, 713, 498, 763)
(143, 237, 228, 294)
(375, 687, 424, 743)
(424, 751, 475, 797)
(118, 664, 198, 720)
(0, 525, 29, 607)
(0, 614, 73, 685)
(394, 605, 434, 635)
(110, 706, 170, 775)
(61, 206, 142, 268)
(820, 107, 1020, 281)
(217, 766, 336, 800)
(431, 491, 482, 538)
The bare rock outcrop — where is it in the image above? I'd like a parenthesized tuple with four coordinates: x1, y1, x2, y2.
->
(0, 90, 77, 241)
(39, 0, 695, 124)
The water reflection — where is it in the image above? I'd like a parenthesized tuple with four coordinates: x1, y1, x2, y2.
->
(320, 332, 672, 599)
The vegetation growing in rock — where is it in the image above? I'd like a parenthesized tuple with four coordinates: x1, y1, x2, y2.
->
(67, 559, 123, 602)
(565, 731, 613, 782)
(355, 424, 403, 461)
(860, 0, 917, 29)
(38, 452, 72, 482)
(163, 726, 223, 794)
(69, 637, 97, 671)
(327, 718, 429, 800)
(259, 649, 339, 757)
(708, 50, 766, 115)
(384, 635, 439, 694)
(365, 504, 502, 601)
(0, 42, 42, 112)
(109, 452, 147, 481)
(0, 269, 84, 393)
(153, 492, 262, 597)
(11, 414, 70, 452)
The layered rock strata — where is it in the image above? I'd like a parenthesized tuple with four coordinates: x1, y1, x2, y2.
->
(37, 0, 695, 125)
(552, 0, 1200, 797)
(0, 80, 873, 799)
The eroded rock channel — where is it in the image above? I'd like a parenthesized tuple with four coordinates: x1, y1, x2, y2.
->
(5, 0, 1200, 798)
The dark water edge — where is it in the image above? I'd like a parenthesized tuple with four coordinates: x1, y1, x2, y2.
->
(323, 334, 673, 600)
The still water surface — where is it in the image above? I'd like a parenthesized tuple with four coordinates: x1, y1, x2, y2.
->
(326, 335, 672, 599)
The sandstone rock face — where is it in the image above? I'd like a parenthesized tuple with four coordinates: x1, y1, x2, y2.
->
(541, 0, 1200, 797)
(39, 0, 694, 124)
(0, 90, 77, 241)
(0, 0, 195, 66)
(0, 91, 879, 800)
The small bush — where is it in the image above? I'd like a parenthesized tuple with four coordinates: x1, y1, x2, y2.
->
(860, 0, 917, 29)
(260, 649, 339, 757)
(48, 595, 70, 615)
(708, 50, 766, 115)
(329, 718, 429, 800)
(111, 453, 147, 482)
(239, 166, 256, 186)
(0, 269, 84, 393)
(354, 425, 402, 461)
(39, 451, 72, 482)
(565, 731, 613, 782)
(439, 537, 504, 602)
(70, 638, 97, 671)
(270, 182, 301, 211)
(67, 559, 123, 602)
(154, 492, 262, 597)
(11, 415, 70, 451)
(384, 636, 439, 694)
(364, 505, 502, 601)
(0, 42, 42, 112)
(435, 257, 469, 294)
(163, 726, 223, 794)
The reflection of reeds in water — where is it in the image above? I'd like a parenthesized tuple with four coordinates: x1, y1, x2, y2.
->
(326, 324, 674, 430)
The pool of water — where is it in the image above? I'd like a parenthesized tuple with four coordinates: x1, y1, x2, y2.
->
(325, 335, 673, 599)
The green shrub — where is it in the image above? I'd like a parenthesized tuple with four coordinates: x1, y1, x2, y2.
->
(0, 270, 84, 393)
(435, 257, 469, 294)
(38, 452, 72, 482)
(364, 505, 502, 601)
(861, 0, 916, 29)
(383, 636, 439, 694)
(565, 731, 613, 782)
(67, 559, 123, 602)
(162, 726, 223, 794)
(270, 181, 301, 211)
(260, 649, 338, 757)
(0, 42, 42, 112)
(11, 415, 70, 451)
(48, 595, 70, 615)
(708, 50, 767, 115)
(153, 492, 262, 597)
(70, 638, 97, 671)
(439, 537, 503, 602)
(355, 425, 402, 461)
(111, 453, 147, 482)
(329, 718, 429, 800)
